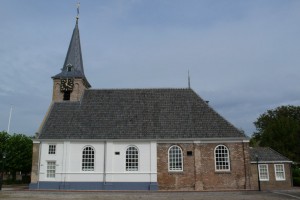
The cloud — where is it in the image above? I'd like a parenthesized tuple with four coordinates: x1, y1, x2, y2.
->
(0, 1, 300, 136)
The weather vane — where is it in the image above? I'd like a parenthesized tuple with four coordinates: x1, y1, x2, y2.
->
(76, 2, 80, 21)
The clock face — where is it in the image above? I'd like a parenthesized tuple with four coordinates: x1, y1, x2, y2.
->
(60, 78, 74, 92)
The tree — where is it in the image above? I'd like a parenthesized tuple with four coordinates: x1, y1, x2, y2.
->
(251, 105, 300, 162)
(6, 134, 33, 181)
(0, 131, 10, 175)
(0, 131, 33, 182)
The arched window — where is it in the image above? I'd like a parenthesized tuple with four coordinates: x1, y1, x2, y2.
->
(215, 145, 230, 171)
(126, 146, 139, 171)
(168, 145, 183, 171)
(82, 146, 95, 171)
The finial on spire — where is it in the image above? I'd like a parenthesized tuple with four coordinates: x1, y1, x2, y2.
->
(76, 2, 80, 23)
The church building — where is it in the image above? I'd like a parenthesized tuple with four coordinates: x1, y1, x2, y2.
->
(30, 15, 292, 191)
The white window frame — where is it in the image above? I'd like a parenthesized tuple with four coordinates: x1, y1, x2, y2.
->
(214, 145, 230, 172)
(126, 145, 139, 171)
(258, 164, 269, 181)
(274, 164, 285, 181)
(168, 145, 183, 172)
(48, 144, 56, 155)
(46, 161, 56, 178)
(82, 146, 95, 172)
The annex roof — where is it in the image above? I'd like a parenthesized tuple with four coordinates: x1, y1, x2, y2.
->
(249, 147, 292, 163)
(38, 88, 246, 140)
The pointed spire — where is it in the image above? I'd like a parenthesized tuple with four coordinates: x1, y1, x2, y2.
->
(52, 3, 90, 88)
(62, 21, 84, 76)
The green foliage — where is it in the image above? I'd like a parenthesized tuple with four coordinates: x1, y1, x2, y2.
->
(294, 177, 300, 186)
(293, 167, 300, 177)
(0, 131, 33, 182)
(250, 105, 300, 162)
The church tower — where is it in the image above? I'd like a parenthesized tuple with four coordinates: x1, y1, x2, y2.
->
(51, 15, 91, 102)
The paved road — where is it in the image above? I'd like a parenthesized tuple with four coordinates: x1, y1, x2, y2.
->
(1, 189, 300, 200)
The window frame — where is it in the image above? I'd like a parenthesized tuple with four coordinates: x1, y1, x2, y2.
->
(48, 144, 56, 155)
(214, 145, 230, 172)
(274, 164, 285, 181)
(46, 161, 56, 178)
(125, 145, 139, 171)
(168, 145, 183, 172)
(258, 164, 269, 181)
(82, 146, 95, 172)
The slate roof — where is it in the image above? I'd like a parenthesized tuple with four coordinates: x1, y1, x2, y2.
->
(38, 88, 247, 140)
(249, 147, 291, 162)
(52, 21, 91, 88)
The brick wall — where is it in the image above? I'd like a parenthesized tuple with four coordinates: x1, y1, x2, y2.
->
(52, 78, 87, 102)
(195, 142, 251, 190)
(250, 163, 292, 190)
(157, 143, 195, 190)
(157, 142, 251, 191)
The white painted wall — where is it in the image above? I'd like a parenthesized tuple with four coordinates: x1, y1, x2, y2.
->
(38, 140, 157, 183)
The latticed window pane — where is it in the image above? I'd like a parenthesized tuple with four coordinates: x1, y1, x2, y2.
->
(48, 145, 56, 154)
(82, 146, 95, 171)
(126, 146, 139, 171)
(168, 145, 183, 171)
(275, 164, 285, 180)
(215, 145, 230, 171)
(47, 161, 56, 178)
(259, 164, 269, 181)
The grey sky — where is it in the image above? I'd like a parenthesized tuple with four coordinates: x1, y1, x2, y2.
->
(0, 0, 299, 136)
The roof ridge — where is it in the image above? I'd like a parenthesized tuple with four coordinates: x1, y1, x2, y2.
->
(87, 88, 192, 91)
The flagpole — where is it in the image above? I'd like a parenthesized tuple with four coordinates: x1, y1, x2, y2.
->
(7, 105, 13, 134)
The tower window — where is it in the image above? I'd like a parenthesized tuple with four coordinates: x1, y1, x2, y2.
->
(67, 66, 72, 72)
(63, 91, 71, 101)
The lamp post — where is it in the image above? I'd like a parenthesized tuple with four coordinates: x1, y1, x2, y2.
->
(0, 152, 6, 191)
(255, 154, 261, 191)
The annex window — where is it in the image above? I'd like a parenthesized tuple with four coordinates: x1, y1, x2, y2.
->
(168, 145, 183, 171)
(48, 145, 56, 154)
(126, 146, 139, 171)
(258, 164, 269, 181)
(215, 145, 230, 171)
(274, 164, 285, 181)
(82, 146, 95, 171)
(47, 161, 56, 178)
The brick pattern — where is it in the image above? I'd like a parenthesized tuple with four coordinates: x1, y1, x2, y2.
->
(52, 78, 87, 102)
(157, 143, 195, 190)
(250, 163, 292, 190)
(157, 142, 251, 191)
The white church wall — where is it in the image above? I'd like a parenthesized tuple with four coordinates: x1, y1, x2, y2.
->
(38, 140, 157, 183)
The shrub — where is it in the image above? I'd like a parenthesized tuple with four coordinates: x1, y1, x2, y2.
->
(293, 167, 300, 177)
(294, 177, 300, 186)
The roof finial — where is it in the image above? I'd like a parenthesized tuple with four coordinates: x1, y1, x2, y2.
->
(188, 69, 191, 89)
(76, 2, 80, 23)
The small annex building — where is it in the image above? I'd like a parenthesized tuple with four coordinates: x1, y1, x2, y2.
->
(249, 147, 293, 190)
(30, 17, 292, 191)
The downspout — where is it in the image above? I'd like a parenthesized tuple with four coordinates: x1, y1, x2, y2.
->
(37, 142, 42, 189)
(103, 141, 107, 185)
(242, 141, 247, 189)
(61, 142, 65, 190)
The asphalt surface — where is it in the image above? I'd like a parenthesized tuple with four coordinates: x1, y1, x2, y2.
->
(0, 186, 300, 200)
